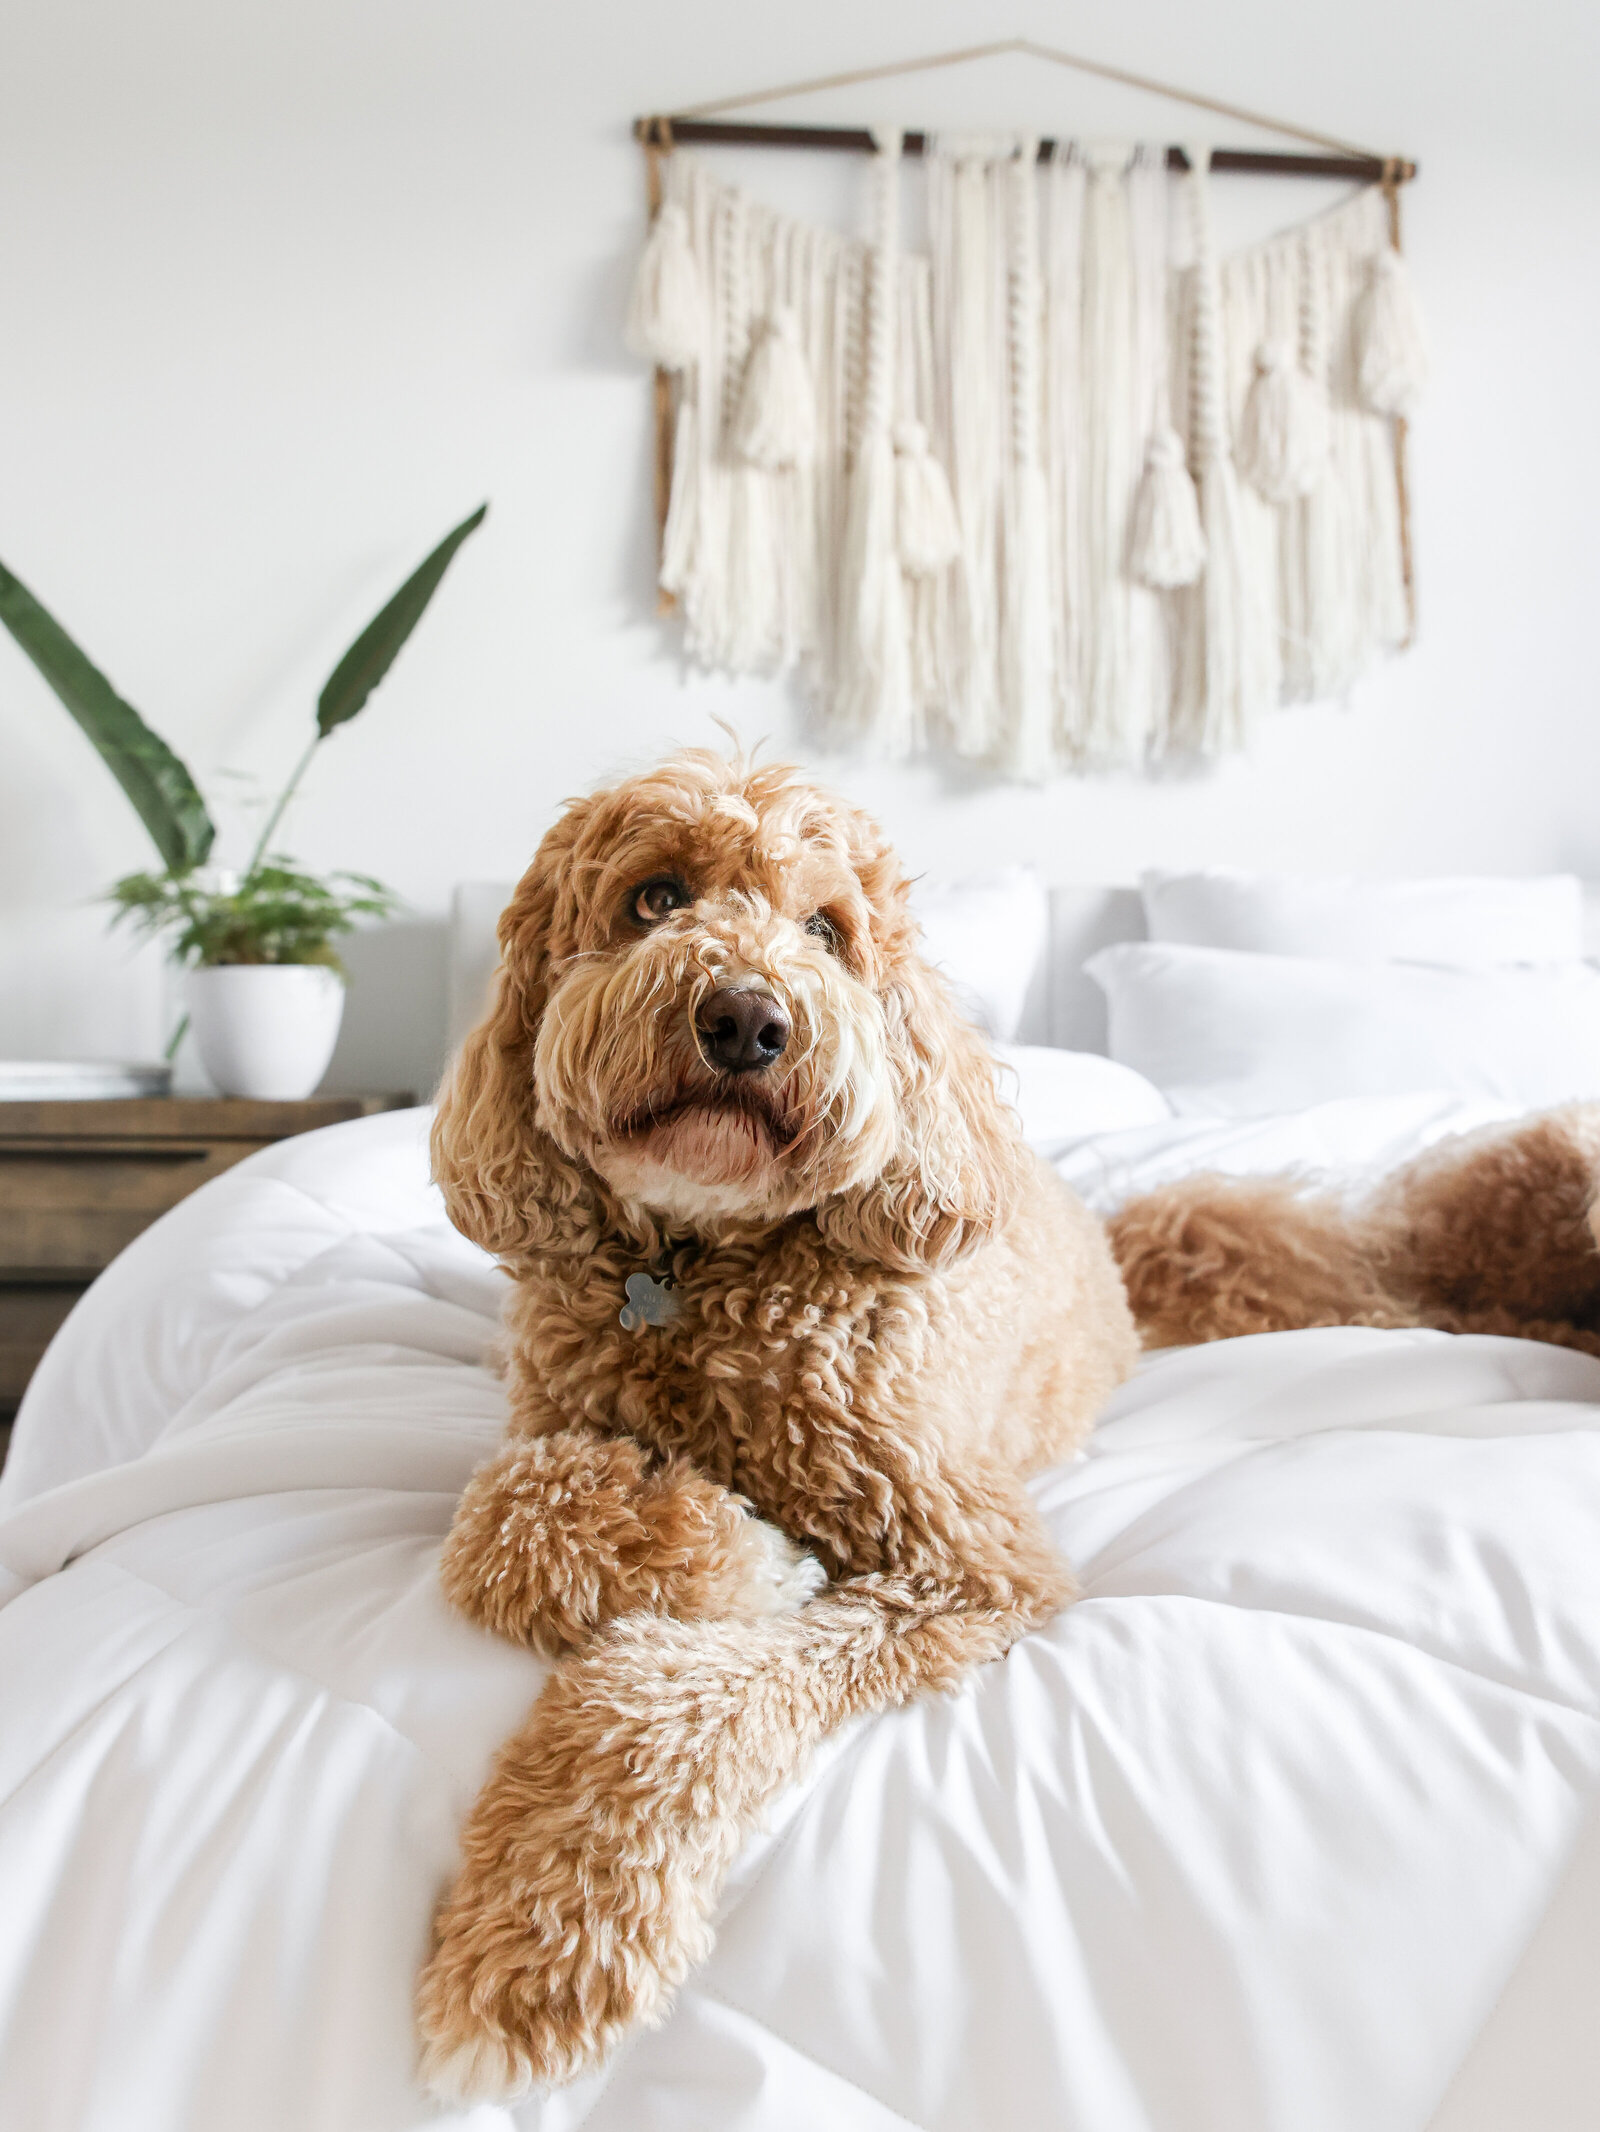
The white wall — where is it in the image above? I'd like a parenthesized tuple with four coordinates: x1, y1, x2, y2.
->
(2, 0, 1598, 1096)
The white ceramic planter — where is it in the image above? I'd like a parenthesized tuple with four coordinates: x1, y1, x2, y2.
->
(186, 964, 345, 1101)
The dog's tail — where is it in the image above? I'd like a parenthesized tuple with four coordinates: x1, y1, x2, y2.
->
(1108, 1171, 1408, 1347)
(416, 1556, 1067, 2103)
(1369, 1103, 1600, 1334)
(1108, 1107, 1600, 1354)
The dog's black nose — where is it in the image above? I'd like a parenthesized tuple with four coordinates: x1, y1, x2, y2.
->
(696, 986, 791, 1074)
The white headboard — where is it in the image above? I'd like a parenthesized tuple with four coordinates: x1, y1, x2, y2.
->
(447, 880, 1600, 1059)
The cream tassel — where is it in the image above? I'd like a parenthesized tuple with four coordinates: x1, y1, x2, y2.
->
(726, 464, 778, 671)
(931, 143, 1003, 757)
(1355, 246, 1429, 417)
(832, 129, 912, 749)
(1236, 339, 1329, 503)
(1126, 145, 1200, 594)
(1075, 144, 1145, 764)
(1041, 146, 1087, 753)
(893, 419, 961, 576)
(1003, 462, 1054, 779)
(733, 305, 816, 469)
(999, 139, 1056, 783)
(659, 398, 701, 596)
(625, 201, 703, 371)
(1129, 425, 1206, 587)
(715, 186, 779, 672)
(1183, 145, 1252, 756)
(836, 431, 907, 736)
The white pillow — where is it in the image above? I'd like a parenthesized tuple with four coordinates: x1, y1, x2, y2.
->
(1140, 868, 1583, 966)
(914, 870, 1048, 1042)
(991, 1042, 1172, 1151)
(1086, 940, 1600, 1118)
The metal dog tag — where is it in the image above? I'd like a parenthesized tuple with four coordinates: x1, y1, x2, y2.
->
(620, 1270, 681, 1332)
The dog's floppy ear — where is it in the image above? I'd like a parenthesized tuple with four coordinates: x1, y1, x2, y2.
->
(817, 953, 1026, 1274)
(431, 809, 584, 1260)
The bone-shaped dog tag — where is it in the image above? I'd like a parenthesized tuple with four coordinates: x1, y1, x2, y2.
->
(619, 1270, 681, 1332)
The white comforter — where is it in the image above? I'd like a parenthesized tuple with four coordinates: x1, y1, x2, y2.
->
(3, 1103, 1599, 2132)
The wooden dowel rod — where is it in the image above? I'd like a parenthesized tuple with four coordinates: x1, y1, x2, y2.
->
(633, 116, 1417, 184)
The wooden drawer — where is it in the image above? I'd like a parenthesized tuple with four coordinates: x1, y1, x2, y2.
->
(0, 1140, 267, 1272)
(0, 1282, 87, 1402)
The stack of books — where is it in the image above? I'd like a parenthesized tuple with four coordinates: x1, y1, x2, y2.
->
(0, 1061, 173, 1101)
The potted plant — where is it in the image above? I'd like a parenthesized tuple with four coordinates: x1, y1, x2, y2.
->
(0, 504, 485, 1099)
(109, 864, 399, 1101)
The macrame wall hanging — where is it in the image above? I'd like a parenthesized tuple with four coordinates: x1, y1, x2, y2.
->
(626, 40, 1426, 779)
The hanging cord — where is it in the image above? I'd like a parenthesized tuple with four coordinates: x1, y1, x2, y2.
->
(1382, 167, 1417, 645)
(642, 117, 678, 614)
(671, 36, 1379, 162)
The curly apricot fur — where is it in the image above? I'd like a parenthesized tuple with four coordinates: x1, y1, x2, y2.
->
(416, 748, 1136, 2100)
(1110, 1106, 1600, 1358)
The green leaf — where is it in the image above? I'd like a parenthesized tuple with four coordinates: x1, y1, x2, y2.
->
(0, 558, 215, 873)
(316, 503, 487, 738)
(106, 858, 400, 970)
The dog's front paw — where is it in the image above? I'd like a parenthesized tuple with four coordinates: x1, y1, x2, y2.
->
(415, 1801, 683, 2102)
(416, 1625, 747, 2099)
(736, 1516, 828, 1615)
(416, 2021, 538, 2108)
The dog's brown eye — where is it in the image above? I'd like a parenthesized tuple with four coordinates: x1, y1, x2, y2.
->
(805, 912, 838, 952)
(632, 876, 690, 925)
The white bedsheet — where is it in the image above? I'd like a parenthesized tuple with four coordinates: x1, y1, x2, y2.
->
(3, 1104, 1599, 2131)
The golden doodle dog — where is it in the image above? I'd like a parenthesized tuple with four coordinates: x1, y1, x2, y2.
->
(415, 746, 1137, 2100)
(1110, 1107, 1600, 1354)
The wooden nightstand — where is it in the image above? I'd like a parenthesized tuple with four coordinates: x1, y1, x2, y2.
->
(0, 1094, 414, 1460)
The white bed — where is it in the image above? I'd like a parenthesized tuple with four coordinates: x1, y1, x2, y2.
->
(5, 875, 1600, 2132)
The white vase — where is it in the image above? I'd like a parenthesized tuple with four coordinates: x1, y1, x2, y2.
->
(185, 964, 345, 1101)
